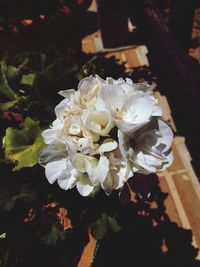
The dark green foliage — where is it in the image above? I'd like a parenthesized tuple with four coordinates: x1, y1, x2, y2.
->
(90, 213, 121, 240)
(0, 46, 127, 267)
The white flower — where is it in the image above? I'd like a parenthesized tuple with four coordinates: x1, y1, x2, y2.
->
(98, 81, 162, 134)
(40, 75, 173, 197)
(118, 119, 173, 174)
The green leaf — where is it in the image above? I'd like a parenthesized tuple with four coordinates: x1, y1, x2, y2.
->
(4, 117, 46, 171)
(21, 73, 35, 85)
(107, 216, 121, 233)
(42, 225, 65, 246)
(4, 192, 36, 211)
(0, 60, 18, 100)
(36, 59, 78, 86)
(0, 98, 20, 111)
(6, 66, 19, 80)
(90, 213, 121, 240)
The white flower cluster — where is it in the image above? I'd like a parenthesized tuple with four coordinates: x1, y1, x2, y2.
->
(39, 76, 173, 197)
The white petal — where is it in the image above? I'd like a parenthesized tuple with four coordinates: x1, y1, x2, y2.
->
(118, 118, 173, 173)
(78, 76, 95, 92)
(72, 154, 100, 188)
(137, 119, 173, 155)
(71, 154, 85, 172)
(82, 109, 114, 136)
(115, 119, 149, 134)
(118, 130, 134, 159)
(45, 159, 67, 184)
(133, 147, 173, 174)
(41, 129, 56, 145)
(97, 155, 109, 183)
(72, 154, 98, 173)
(95, 98, 108, 112)
(58, 89, 75, 98)
(84, 158, 99, 185)
(134, 152, 157, 173)
(55, 98, 70, 118)
(78, 76, 103, 96)
(57, 176, 76, 190)
(57, 160, 77, 190)
(156, 120, 173, 152)
(41, 119, 63, 145)
(101, 173, 113, 195)
(42, 129, 58, 145)
(65, 136, 79, 154)
(99, 84, 125, 112)
(39, 145, 67, 166)
(126, 93, 153, 123)
(69, 123, 81, 135)
(125, 78, 133, 84)
(120, 82, 133, 94)
(76, 181, 94, 196)
(152, 103, 162, 117)
(106, 77, 117, 84)
(99, 83, 162, 134)
(98, 139, 118, 154)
